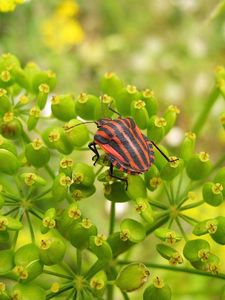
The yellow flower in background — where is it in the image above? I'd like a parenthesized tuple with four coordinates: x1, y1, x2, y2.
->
(0, 0, 24, 12)
(41, 0, 84, 52)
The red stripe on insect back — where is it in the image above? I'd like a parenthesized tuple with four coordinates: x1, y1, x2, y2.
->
(110, 121, 147, 171)
(99, 143, 126, 164)
(102, 123, 142, 170)
(114, 120, 149, 170)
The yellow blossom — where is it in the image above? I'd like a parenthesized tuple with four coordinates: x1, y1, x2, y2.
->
(41, 0, 84, 52)
(0, 0, 24, 13)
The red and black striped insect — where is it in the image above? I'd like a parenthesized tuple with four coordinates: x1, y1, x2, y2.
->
(66, 106, 177, 189)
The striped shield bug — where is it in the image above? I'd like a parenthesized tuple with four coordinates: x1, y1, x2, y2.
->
(65, 105, 178, 190)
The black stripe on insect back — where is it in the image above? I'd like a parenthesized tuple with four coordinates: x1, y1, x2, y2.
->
(116, 119, 149, 167)
(106, 121, 148, 170)
(120, 118, 149, 162)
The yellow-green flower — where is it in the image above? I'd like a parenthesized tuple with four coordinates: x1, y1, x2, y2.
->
(41, 0, 84, 52)
(0, 0, 24, 13)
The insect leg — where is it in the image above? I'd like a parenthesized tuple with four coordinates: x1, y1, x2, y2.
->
(150, 141, 179, 163)
(88, 142, 100, 165)
(109, 163, 128, 190)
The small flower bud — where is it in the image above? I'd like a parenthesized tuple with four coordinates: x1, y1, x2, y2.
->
(160, 157, 183, 181)
(39, 237, 66, 265)
(143, 277, 172, 300)
(126, 175, 147, 200)
(130, 99, 149, 129)
(89, 235, 112, 261)
(64, 119, 89, 148)
(51, 94, 76, 121)
(32, 70, 56, 94)
(147, 115, 167, 143)
(100, 72, 124, 98)
(25, 139, 50, 168)
(0, 249, 14, 274)
(12, 283, 46, 300)
(140, 89, 158, 117)
(202, 182, 223, 206)
(116, 263, 150, 292)
(180, 132, 196, 162)
(14, 243, 43, 282)
(115, 85, 139, 116)
(163, 105, 180, 134)
(183, 239, 210, 262)
(75, 93, 99, 120)
(186, 152, 212, 180)
(0, 149, 20, 175)
(120, 218, 146, 243)
(68, 219, 97, 249)
(72, 162, 95, 187)
(135, 198, 154, 224)
(0, 117, 22, 139)
(155, 228, 181, 245)
(210, 216, 225, 245)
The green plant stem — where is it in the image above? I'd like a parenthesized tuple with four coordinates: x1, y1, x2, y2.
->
(180, 200, 204, 211)
(25, 210, 35, 243)
(66, 289, 75, 300)
(43, 269, 73, 280)
(179, 213, 198, 225)
(177, 196, 189, 209)
(29, 209, 42, 220)
(192, 87, 219, 135)
(177, 180, 193, 204)
(146, 214, 170, 235)
(85, 259, 108, 280)
(175, 217, 188, 241)
(168, 217, 174, 229)
(95, 165, 104, 177)
(118, 261, 225, 280)
(32, 187, 52, 201)
(46, 283, 74, 300)
(45, 164, 55, 179)
(170, 182, 175, 204)
(3, 207, 19, 216)
(2, 192, 20, 202)
(148, 199, 168, 210)
(109, 200, 116, 235)
(107, 285, 114, 300)
(211, 153, 225, 172)
(175, 171, 184, 200)
(77, 249, 82, 274)
(164, 184, 172, 204)
(122, 291, 130, 300)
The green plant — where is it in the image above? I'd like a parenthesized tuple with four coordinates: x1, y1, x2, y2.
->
(0, 53, 225, 300)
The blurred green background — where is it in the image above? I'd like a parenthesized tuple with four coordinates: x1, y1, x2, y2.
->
(1, 0, 225, 299)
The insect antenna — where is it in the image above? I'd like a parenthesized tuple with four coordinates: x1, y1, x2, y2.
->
(64, 121, 97, 131)
(151, 141, 179, 163)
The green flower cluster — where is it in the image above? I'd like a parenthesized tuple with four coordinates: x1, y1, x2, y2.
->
(0, 53, 225, 299)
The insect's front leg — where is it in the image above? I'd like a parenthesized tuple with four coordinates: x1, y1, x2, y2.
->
(109, 163, 128, 190)
(88, 142, 100, 165)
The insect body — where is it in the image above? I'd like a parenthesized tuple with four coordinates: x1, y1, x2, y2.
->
(91, 117, 154, 173)
(88, 116, 174, 189)
(66, 108, 177, 189)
